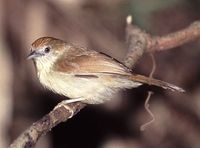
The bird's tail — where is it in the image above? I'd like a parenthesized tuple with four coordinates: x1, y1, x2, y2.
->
(128, 74, 185, 92)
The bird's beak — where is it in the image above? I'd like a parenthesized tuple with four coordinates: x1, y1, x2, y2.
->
(27, 50, 44, 60)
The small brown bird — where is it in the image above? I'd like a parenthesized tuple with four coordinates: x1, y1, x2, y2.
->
(27, 37, 184, 107)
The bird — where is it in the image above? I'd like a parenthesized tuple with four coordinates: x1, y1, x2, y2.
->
(27, 37, 184, 112)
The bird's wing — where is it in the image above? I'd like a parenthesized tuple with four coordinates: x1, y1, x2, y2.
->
(53, 46, 131, 76)
(129, 74, 185, 92)
(52, 45, 185, 92)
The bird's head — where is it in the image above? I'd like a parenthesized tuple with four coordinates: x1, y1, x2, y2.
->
(27, 37, 68, 71)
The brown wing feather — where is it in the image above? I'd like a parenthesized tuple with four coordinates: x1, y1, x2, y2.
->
(53, 46, 131, 75)
(52, 45, 185, 93)
(129, 74, 185, 92)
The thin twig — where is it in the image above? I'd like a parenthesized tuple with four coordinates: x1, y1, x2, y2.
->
(140, 54, 156, 131)
(140, 91, 155, 131)
(149, 54, 156, 78)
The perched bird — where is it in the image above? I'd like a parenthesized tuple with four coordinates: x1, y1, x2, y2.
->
(27, 37, 184, 108)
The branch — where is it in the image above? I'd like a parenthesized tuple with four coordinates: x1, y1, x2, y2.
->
(124, 16, 149, 68)
(9, 16, 200, 148)
(9, 103, 86, 148)
(147, 21, 200, 52)
(124, 16, 200, 68)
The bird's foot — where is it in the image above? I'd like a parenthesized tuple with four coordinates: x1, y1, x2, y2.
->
(53, 98, 85, 118)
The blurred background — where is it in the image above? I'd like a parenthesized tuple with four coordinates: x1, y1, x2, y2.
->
(1, 0, 200, 147)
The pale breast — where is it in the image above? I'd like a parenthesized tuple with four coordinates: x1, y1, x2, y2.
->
(37, 64, 142, 104)
(38, 69, 105, 102)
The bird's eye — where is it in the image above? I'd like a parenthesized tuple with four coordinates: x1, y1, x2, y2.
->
(44, 47, 50, 53)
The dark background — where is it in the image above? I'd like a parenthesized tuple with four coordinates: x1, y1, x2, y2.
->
(0, 0, 200, 147)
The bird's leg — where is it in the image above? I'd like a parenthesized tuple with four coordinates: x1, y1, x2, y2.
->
(54, 98, 85, 118)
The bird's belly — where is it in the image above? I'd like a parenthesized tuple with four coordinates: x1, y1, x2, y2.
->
(38, 72, 141, 104)
(38, 73, 116, 104)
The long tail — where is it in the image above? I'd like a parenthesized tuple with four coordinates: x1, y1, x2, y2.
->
(129, 74, 185, 92)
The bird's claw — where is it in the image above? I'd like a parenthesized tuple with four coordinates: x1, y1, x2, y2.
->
(54, 101, 74, 118)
